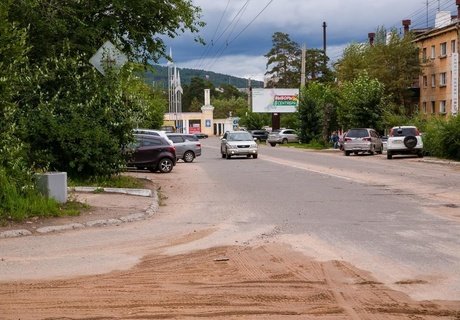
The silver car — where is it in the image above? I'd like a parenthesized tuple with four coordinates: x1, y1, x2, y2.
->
(343, 128, 383, 156)
(220, 131, 258, 159)
(267, 129, 299, 146)
(167, 133, 201, 163)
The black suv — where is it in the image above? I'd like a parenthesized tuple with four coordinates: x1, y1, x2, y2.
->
(249, 129, 269, 141)
(127, 134, 176, 173)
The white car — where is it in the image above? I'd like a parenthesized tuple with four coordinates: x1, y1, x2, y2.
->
(220, 131, 258, 159)
(386, 126, 423, 159)
(133, 128, 174, 145)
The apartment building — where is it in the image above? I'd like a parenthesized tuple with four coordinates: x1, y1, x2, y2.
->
(414, 8, 459, 116)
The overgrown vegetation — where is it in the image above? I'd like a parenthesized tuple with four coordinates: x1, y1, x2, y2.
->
(0, 0, 203, 222)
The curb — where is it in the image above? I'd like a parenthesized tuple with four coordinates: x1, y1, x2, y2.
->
(0, 188, 159, 239)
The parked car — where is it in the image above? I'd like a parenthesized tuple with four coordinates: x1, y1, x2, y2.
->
(220, 131, 258, 159)
(249, 129, 269, 142)
(127, 134, 176, 173)
(343, 128, 383, 156)
(167, 133, 202, 163)
(386, 126, 423, 159)
(267, 129, 299, 146)
(133, 128, 174, 145)
(194, 132, 209, 139)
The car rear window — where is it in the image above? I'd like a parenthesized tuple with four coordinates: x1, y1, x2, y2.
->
(347, 129, 369, 138)
(391, 127, 417, 136)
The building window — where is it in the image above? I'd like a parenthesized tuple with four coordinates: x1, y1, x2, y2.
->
(422, 48, 427, 62)
(422, 102, 427, 113)
(440, 72, 447, 86)
(423, 75, 428, 87)
(440, 100, 447, 113)
(431, 101, 436, 114)
(452, 40, 456, 53)
(440, 42, 447, 57)
(431, 45, 436, 59)
(431, 74, 436, 87)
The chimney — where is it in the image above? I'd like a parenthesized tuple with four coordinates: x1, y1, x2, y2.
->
(368, 32, 375, 46)
(457, 0, 460, 21)
(402, 19, 411, 35)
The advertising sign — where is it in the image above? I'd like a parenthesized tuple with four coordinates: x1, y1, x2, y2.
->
(252, 88, 299, 113)
(452, 53, 458, 115)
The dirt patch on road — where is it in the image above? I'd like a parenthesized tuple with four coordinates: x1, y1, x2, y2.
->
(1, 243, 459, 319)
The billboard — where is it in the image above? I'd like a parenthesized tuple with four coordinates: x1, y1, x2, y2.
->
(252, 88, 299, 113)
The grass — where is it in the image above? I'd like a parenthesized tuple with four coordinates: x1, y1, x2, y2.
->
(1, 172, 146, 224)
(68, 174, 145, 189)
(276, 141, 330, 150)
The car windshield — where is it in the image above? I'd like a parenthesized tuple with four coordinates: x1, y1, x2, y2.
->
(347, 129, 369, 138)
(392, 127, 417, 136)
(227, 132, 253, 141)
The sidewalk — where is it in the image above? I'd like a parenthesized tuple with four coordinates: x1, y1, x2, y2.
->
(0, 187, 158, 239)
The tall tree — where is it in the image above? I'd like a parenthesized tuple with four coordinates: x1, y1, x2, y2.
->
(335, 27, 420, 115)
(7, 0, 204, 65)
(338, 73, 386, 131)
(265, 32, 301, 88)
(182, 76, 215, 112)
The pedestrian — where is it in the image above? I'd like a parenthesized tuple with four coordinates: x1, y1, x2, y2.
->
(331, 131, 339, 149)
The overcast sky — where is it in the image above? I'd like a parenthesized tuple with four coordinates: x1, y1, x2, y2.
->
(163, 0, 457, 81)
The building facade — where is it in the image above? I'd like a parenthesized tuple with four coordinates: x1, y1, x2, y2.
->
(414, 10, 459, 117)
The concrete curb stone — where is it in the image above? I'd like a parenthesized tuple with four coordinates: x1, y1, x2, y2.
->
(0, 187, 158, 239)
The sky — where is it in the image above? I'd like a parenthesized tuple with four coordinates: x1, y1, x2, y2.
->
(163, 0, 457, 82)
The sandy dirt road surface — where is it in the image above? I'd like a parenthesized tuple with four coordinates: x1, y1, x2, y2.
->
(1, 147, 460, 319)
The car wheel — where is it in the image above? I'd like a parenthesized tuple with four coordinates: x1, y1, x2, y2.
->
(253, 154, 258, 159)
(183, 151, 195, 163)
(157, 158, 174, 173)
(344, 151, 350, 156)
(282, 138, 288, 144)
(270, 143, 276, 147)
(403, 136, 417, 149)
(226, 150, 231, 159)
(354, 151, 358, 155)
(387, 151, 393, 159)
(221, 152, 226, 158)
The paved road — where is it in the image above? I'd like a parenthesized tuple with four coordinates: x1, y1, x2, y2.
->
(1, 137, 459, 303)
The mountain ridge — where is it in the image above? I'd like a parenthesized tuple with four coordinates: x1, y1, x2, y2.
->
(144, 65, 264, 89)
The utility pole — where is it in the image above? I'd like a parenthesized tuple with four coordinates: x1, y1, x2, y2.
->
(301, 44, 306, 88)
(247, 78, 252, 110)
(323, 21, 327, 67)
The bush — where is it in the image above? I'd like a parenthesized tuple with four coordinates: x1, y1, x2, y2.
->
(422, 116, 460, 160)
(0, 167, 61, 223)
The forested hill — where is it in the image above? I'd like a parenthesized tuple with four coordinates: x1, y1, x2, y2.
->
(143, 65, 264, 89)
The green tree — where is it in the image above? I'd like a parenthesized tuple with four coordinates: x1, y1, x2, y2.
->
(338, 73, 386, 130)
(299, 82, 339, 143)
(265, 32, 301, 88)
(7, 0, 204, 65)
(18, 50, 140, 178)
(239, 111, 269, 130)
(212, 97, 248, 119)
(182, 76, 215, 112)
(336, 28, 420, 116)
(0, 2, 32, 187)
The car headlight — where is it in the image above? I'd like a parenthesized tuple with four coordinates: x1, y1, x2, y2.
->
(226, 143, 237, 149)
(250, 143, 258, 148)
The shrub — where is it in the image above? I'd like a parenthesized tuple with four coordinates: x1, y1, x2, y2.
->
(422, 116, 460, 160)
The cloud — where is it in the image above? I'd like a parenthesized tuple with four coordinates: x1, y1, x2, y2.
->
(164, 0, 457, 81)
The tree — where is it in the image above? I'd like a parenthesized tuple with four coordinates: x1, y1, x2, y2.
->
(335, 27, 420, 115)
(182, 77, 215, 112)
(265, 32, 301, 88)
(7, 0, 204, 65)
(0, 2, 32, 186)
(212, 97, 247, 119)
(299, 82, 339, 143)
(338, 73, 386, 131)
